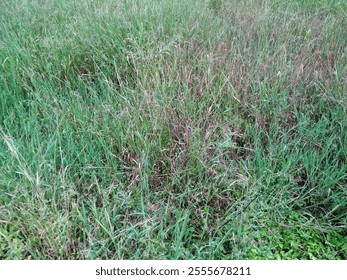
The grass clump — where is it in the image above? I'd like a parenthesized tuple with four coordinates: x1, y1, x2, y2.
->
(0, 0, 346, 259)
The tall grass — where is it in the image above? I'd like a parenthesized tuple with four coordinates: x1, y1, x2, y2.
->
(0, 0, 346, 259)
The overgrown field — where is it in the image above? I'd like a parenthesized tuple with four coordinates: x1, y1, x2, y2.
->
(0, 0, 346, 259)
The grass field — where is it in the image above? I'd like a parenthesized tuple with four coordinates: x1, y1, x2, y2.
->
(0, 0, 346, 259)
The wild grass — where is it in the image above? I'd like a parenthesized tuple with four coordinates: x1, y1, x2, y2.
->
(0, 0, 346, 259)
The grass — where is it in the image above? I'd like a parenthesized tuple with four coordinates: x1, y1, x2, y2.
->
(0, 0, 346, 259)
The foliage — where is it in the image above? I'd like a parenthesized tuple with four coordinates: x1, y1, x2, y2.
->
(246, 213, 347, 259)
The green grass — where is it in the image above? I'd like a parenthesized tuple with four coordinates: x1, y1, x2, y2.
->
(0, 0, 346, 259)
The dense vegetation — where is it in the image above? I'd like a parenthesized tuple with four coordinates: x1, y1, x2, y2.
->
(0, 0, 346, 259)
